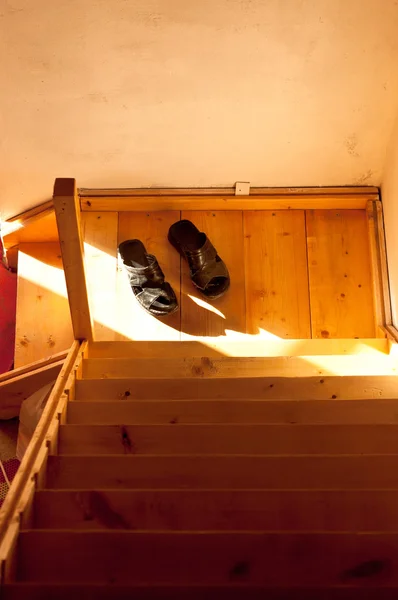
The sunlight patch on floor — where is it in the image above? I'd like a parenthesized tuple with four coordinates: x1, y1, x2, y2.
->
(187, 295, 226, 319)
(301, 354, 398, 376)
(18, 251, 67, 297)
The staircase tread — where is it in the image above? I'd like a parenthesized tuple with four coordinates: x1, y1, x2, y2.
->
(16, 529, 398, 585)
(81, 354, 398, 379)
(66, 399, 398, 426)
(4, 583, 398, 600)
(35, 487, 398, 492)
(47, 452, 398, 456)
(59, 422, 398, 427)
(74, 376, 398, 401)
(20, 529, 398, 534)
(45, 454, 398, 491)
(88, 339, 390, 359)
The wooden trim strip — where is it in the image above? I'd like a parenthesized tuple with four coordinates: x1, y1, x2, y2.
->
(386, 325, 398, 343)
(53, 178, 93, 341)
(4, 201, 53, 223)
(0, 341, 81, 573)
(367, 200, 394, 332)
(0, 361, 65, 392)
(79, 186, 379, 197)
(1, 201, 54, 238)
(80, 194, 375, 212)
(375, 201, 393, 325)
(367, 201, 385, 331)
(0, 351, 67, 384)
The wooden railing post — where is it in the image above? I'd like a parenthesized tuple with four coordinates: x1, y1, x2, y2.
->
(53, 178, 93, 341)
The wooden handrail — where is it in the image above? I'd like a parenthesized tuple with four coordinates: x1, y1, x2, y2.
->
(53, 178, 93, 341)
(0, 350, 67, 385)
(0, 341, 81, 551)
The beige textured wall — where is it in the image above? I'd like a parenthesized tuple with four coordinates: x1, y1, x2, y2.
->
(382, 114, 398, 326)
(2, 0, 398, 219)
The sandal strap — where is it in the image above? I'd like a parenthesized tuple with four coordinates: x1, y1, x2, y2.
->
(123, 254, 165, 288)
(186, 238, 228, 291)
(136, 282, 175, 311)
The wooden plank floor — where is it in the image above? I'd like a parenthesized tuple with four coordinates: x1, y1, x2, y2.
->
(81, 212, 118, 341)
(117, 212, 181, 340)
(14, 243, 73, 367)
(306, 209, 375, 338)
(180, 211, 245, 337)
(113, 209, 377, 340)
(15, 210, 379, 355)
(244, 211, 310, 338)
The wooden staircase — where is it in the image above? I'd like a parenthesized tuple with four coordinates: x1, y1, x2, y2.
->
(2, 179, 398, 598)
(1, 339, 398, 598)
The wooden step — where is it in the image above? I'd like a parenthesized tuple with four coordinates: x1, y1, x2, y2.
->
(58, 424, 398, 455)
(74, 376, 398, 401)
(4, 584, 398, 600)
(81, 355, 398, 380)
(87, 339, 390, 359)
(16, 530, 398, 585)
(45, 455, 398, 490)
(32, 489, 398, 532)
(66, 399, 398, 425)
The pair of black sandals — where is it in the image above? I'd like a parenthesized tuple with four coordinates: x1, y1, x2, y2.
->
(118, 220, 230, 317)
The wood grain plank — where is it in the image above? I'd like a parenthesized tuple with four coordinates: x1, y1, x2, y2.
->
(80, 186, 379, 197)
(74, 375, 398, 401)
(53, 178, 93, 341)
(3, 213, 58, 250)
(180, 211, 245, 337)
(81, 195, 373, 212)
(66, 399, 398, 425)
(58, 424, 398, 455)
(2, 584, 398, 600)
(117, 212, 181, 340)
(367, 201, 385, 332)
(16, 530, 398, 584)
(14, 243, 73, 367)
(376, 201, 393, 325)
(307, 210, 375, 338)
(0, 351, 67, 384)
(3, 201, 55, 247)
(45, 455, 398, 490)
(80, 354, 397, 379)
(244, 211, 310, 338)
(81, 212, 118, 341)
(32, 489, 398, 531)
(87, 338, 389, 358)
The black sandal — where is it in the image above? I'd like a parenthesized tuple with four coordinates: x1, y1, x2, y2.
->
(118, 240, 178, 317)
(168, 220, 230, 299)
